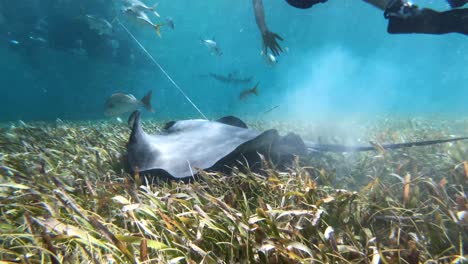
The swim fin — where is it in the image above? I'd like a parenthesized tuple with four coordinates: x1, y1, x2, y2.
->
(447, 0, 468, 8)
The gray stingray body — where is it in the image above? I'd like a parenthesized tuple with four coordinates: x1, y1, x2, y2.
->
(127, 111, 306, 180)
(129, 118, 256, 178)
(126, 111, 468, 181)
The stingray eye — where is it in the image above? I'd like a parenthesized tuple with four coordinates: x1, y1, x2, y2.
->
(109, 103, 115, 108)
(163, 121, 176, 130)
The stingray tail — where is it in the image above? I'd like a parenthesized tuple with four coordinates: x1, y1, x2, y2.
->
(141, 90, 154, 113)
(128, 111, 144, 143)
(306, 137, 468, 153)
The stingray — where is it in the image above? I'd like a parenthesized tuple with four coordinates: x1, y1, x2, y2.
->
(126, 111, 468, 182)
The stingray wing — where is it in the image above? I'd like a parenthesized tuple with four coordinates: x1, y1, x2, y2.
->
(126, 112, 260, 179)
(209, 129, 280, 172)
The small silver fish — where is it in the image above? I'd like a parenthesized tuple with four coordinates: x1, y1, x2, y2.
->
(1, 35, 19, 45)
(35, 17, 48, 32)
(123, 7, 164, 37)
(201, 38, 222, 56)
(124, 0, 160, 17)
(29, 36, 47, 43)
(84, 15, 113, 36)
(165, 16, 174, 29)
(105, 90, 154, 117)
(261, 50, 277, 66)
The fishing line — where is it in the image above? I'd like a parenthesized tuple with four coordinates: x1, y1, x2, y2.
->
(118, 20, 208, 120)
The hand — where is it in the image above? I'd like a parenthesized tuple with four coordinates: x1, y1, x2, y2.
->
(262, 30, 283, 56)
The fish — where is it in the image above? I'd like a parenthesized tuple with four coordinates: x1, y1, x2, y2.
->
(83, 15, 113, 36)
(126, 110, 468, 182)
(71, 39, 87, 56)
(123, 7, 164, 37)
(34, 17, 48, 32)
(104, 90, 154, 117)
(263, 105, 280, 114)
(209, 73, 253, 84)
(261, 50, 277, 66)
(165, 16, 174, 29)
(239, 82, 260, 100)
(123, 0, 160, 17)
(29, 36, 47, 43)
(201, 38, 222, 56)
(0, 35, 19, 45)
(126, 111, 307, 181)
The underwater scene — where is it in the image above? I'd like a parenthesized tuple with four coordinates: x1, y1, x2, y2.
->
(0, 0, 467, 263)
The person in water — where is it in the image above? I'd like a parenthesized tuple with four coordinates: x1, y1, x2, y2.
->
(384, 0, 468, 35)
(285, 0, 468, 35)
(253, 0, 468, 56)
(252, 0, 284, 56)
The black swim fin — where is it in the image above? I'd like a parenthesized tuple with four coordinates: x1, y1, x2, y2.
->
(305, 137, 468, 153)
(286, 0, 327, 9)
(447, 0, 468, 8)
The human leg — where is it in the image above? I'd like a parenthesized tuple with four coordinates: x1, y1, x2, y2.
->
(384, 0, 468, 35)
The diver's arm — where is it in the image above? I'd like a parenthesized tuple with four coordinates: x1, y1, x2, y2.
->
(253, 0, 268, 33)
(252, 0, 284, 56)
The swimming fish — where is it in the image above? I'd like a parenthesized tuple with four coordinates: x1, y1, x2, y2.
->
(104, 90, 154, 117)
(208, 72, 252, 84)
(239, 82, 259, 100)
(201, 38, 222, 56)
(126, 111, 468, 182)
(34, 17, 48, 33)
(123, 7, 164, 37)
(263, 105, 280, 114)
(123, 0, 160, 17)
(83, 15, 113, 36)
(29, 36, 47, 43)
(126, 112, 304, 180)
(0, 35, 19, 45)
(165, 16, 174, 29)
(209, 73, 253, 84)
(261, 50, 277, 66)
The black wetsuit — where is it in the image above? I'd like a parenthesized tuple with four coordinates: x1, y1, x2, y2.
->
(387, 7, 468, 35)
(286, 0, 327, 9)
(285, 0, 468, 35)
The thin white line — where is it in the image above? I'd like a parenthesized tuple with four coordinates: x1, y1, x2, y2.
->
(118, 20, 208, 120)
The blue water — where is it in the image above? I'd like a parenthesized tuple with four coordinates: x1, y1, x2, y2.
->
(1, 0, 467, 122)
